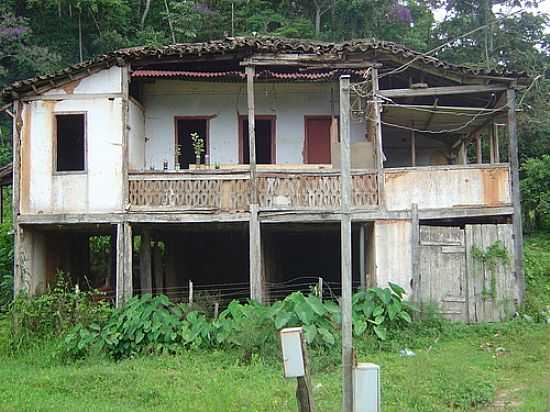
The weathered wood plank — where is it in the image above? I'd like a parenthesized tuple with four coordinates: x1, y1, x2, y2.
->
(379, 84, 508, 98)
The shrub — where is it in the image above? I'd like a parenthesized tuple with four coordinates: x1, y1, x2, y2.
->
(10, 273, 111, 350)
(352, 282, 414, 340)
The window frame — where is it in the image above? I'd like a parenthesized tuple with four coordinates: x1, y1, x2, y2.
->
(53, 111, 88, 175)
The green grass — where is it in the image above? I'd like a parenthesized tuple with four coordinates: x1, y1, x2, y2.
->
(0, 320, 548, 411)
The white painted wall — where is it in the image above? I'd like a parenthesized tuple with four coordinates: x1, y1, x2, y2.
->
(129, 99, 145, 170)
(139, 80, 367, 170)
(373, 220, 412, 296)
(20, 97, 124, 214)
(43, 66, 122, 96)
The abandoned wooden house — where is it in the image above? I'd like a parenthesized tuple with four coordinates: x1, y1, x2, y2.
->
(2, 37, 526, 322)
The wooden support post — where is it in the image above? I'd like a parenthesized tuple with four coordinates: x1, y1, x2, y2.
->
(460, 141, 468, 165)
(494, 123, 501, 163)
(153, 241, 164, 295)
(339, 75, 353, 412)
(318, 277, 323, 301)
(139, 229, 152, 294)
(296, 331, 316, 412)
(246, 65, 264, 303)
(121, 66, 130, 209)
(476, 133, 482, 164)
(371, 69, 385, 208)
(410, 130, 416, 167)
(214, 302, 219, 318)
(13, 101, 23, 294)
(188, 280, 194, 305)
(359, 224, 366, 290)
(410, 203, 420, 303)
(506, 88, 525, 304)
(115, 223, 124, 307)
(489, 123, 496, 164)
(249, 205, 263, 303)
(123, 222, 133, 303)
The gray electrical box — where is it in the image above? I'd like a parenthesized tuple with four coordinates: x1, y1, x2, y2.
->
(280, 327, 305, 378)
(353, 363, 380, 412)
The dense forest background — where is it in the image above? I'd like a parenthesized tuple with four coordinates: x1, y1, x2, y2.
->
(0, 0, 548, 233)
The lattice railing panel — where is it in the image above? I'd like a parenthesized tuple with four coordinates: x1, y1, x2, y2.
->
(258, 172, 378, 210)
(128, 177, 250, 211)
(352, 174, 378, 208)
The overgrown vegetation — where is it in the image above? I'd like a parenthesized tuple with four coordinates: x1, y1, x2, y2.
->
(60, 284, 413, 361)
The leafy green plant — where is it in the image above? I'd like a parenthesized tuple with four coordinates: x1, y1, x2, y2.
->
(271, 292, 340, 347)
(352, 283, 414, 340)
(190, 132, 205, 166)
(213, 300, 276, 361)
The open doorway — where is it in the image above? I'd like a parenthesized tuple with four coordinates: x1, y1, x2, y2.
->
(240, 116, 276, 164)
(176, 117, 208, 169)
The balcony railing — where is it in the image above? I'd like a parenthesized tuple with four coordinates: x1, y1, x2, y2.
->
(128, 169, 379, 212)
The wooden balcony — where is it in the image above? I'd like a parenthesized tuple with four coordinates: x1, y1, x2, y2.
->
(128, 168, 379, 212)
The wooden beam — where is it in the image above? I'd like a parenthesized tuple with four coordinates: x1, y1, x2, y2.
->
(494, 123, 501, 163)
(339, 74, 353, 412)
(506, 88, 525, 304)
(379, 84, 508, 99)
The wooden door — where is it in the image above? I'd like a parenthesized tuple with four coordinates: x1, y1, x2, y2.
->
(465, 224, 516, 322)
(418, 226, 468, 321)
(305, 117, 331, 164)
(417, 224, 517, 322)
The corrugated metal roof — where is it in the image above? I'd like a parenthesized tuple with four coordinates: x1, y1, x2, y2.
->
(1, 36, 526, 100)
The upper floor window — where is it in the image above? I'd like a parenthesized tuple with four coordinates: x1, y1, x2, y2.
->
(55, 113, 86, 172)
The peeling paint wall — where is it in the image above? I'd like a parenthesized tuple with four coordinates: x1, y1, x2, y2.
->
(374, 220, 412, 296)
(43, 66, 122, 96)
(20, 67, 124, 214)
(384, 165, 511, 211)
(141, 81, 366, 170)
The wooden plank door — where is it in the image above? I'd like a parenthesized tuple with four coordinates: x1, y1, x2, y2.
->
(465, 224, 516, 322)
(418, 226, 467, 321)
(305, 117, 332, 164)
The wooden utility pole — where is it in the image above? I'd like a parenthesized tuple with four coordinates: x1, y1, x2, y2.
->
(339, 75, 353, 412)
(506, 88, 525, 303)
(246, 65, 263, 303)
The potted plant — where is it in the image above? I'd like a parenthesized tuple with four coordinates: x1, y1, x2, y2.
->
(191, 132, 205, 168)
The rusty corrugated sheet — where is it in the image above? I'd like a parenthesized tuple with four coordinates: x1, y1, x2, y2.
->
(131, 68, 369, 81)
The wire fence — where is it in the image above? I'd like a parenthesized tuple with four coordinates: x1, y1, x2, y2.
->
(93, 276, 363, 312)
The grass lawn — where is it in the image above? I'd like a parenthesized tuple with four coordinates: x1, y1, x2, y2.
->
(0, 320, 548, 411)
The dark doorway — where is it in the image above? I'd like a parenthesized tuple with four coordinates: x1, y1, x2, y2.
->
(176, 118, 208, 169)
(240, 116, 275, 164)
(305, 116, 332, 164)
